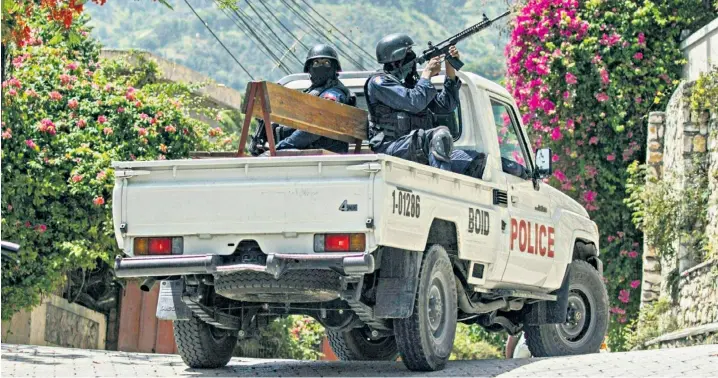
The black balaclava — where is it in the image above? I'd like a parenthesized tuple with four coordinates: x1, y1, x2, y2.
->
(309, 61, 337, 87)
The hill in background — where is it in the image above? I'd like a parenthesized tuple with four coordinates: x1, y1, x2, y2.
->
(86, 0, 509, 91)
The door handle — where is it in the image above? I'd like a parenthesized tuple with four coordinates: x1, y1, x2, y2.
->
(511, 195, 519, 204)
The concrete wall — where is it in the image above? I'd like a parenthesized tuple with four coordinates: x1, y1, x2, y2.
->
(681, 17, 718, 81)
(1, 295, 106, 350)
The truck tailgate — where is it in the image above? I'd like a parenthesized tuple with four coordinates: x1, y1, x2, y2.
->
(112, 155, 378, 249)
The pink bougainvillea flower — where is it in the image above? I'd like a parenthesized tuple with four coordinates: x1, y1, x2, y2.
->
(583, 190, 597, 203)
(66, 62, 79, 70)
(606, 153, 616, 161)
(633, 52, 643, 61)
(68, 98, 79, 109)
(589, 136, 599, 145)
(49, 91, 62, 101)
(139, 113, 149, 120)
(104, 84, 113, 92)
(635, 96, 643, 104)
(36, 224, 47, 233)
(25, 139, 37, 149)
(137, 128, 148, 137)
(563, 91, 571, 100)
(93, 196, 105, 206)
(600, 68, 610, 84)
(1, 128, 11, 139)
(103, 127, 113, 135)
(607, 235, 616, 242)
(553, 170, 566, 182)
(117, 107, 125, 113)
(618, 316, 627, 324)
(630, 280, 640, 289)
(71, 175, 83, 183)
(551, 154, 560, 163)
(550, 127, 562, 141)
(628, 251, 638, 258)
(595, 92, 609, 102)
(565, 72, 577, 85)
(97, 171, 107, 180)
(610, 307, 626, 315)
(76, 119, 87, 129)
(164, 125, 177, 133)
(638, 32, 646, 45)
(618, 289, 630, 303)
(24, 89, 38, 97)
(97, 115, 107, 124)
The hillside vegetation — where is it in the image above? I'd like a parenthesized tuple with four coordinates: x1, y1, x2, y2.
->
(86, 0, 509, 91)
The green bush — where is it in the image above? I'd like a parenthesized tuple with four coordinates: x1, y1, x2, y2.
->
(235, 316, 324, 360)
(451, 324, 503, 360)
(0, 14, 221, 320)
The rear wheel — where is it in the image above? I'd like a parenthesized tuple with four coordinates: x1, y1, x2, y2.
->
(327, 326, 399, 361)
(394, 244, 457, 371)
(174, 316, 237, 368)
(524, 260, 608, 357)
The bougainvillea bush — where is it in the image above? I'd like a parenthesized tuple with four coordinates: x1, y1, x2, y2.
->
(505, 0, 716, 350)
(0, 14, 222, 319)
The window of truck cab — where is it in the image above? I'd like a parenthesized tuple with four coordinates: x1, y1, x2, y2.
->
(490, 97, 534, 179)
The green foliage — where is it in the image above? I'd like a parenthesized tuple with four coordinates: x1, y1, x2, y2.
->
(624, 297, 674, 350)
(690, 66, 718, 111)
(85, 0, 510, 90)
(235, 316, 324, 360)
(451, 324, 503, 360)
(0, 14, 222, 320)
(506, 0, 717, 351)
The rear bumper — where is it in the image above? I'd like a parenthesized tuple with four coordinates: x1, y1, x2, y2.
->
(113, 252, 375, 278)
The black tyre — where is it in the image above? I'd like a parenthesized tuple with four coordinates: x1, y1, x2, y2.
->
(327, 327, 399, 361)
(525, 260, 609, 357)
(214, 270, 341, 302)
(394, 244, 457, 371)
(173, 316, 237, 368)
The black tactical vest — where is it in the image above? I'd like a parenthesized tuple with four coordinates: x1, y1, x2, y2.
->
(306, 78, 356, 106)
(364, 73, 434, 142)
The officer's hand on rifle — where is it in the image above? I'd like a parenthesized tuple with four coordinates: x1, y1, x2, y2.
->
(445, 45, 460, 79)
(421, 56, 443, 80)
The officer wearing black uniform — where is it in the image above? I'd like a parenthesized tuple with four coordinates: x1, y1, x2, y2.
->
(274, 44, 356, 153)
(365, 33, 461, 170)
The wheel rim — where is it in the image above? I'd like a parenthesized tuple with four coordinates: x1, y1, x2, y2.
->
(426, 276, 447, 339)
(556, 284, 595, 347)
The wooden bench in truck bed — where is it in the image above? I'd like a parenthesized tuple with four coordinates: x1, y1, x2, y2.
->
(236, 80, 368, 157)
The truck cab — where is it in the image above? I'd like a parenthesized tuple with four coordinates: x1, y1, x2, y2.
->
(112, 70, 608, 371)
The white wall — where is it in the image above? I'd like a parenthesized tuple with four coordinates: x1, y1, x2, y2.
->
(681, 17, 718, 81)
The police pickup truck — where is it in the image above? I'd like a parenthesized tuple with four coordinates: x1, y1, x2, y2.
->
(112, 70, 608, 371)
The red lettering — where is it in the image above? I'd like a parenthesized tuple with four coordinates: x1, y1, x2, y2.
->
(548, 227, 555, 258)
(527, 222, 534, 254)
(510, 218, 518, 250)
(539, 225, 547, 256)
(519, 220, 527, 252)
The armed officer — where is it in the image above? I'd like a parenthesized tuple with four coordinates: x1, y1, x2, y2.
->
(272, 44, 356, 153)
(365, 33, 462, 170)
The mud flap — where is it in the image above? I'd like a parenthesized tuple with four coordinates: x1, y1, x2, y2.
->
(522, 264, 570, 325)
(156, 279, 192, 320)
(374, 248, 422, 318)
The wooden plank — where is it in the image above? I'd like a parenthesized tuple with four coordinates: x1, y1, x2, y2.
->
(137, 285, 160, 353)
(244, 81, 367, 143)
(154, 319, 177, 354)
(117, 282, 142, 352)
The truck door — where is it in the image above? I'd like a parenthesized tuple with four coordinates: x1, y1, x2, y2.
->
(489, 99, 555, 287)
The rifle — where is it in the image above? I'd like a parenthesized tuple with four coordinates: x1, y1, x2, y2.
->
(411, 10, 510, 71)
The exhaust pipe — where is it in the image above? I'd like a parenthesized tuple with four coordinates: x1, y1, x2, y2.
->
(140, 278, 157, 292)
(114, 255, 220, 278)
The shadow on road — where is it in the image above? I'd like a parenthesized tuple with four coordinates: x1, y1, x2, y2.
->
(175, 357, 535, 377)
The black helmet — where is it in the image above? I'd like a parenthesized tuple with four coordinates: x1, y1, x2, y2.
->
(303, 44, 341, 73)
(375, 33, 414, 64)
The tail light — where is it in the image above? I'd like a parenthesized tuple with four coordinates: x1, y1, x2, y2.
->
(314, 233, 365, 252)
(134, 237, 183, 255)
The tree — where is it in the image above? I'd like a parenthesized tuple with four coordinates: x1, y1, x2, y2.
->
(504, 0, 716, 350)
(0, 10, 222, 319)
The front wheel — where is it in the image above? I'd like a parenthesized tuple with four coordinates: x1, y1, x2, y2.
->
(174, 316, 238, 368)
(524, 260, 609, 357)
(394, 244, 457, 371)
(327, 326, 399, 361)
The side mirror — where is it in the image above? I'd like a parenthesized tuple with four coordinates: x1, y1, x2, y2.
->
(535, 148, 552, 178)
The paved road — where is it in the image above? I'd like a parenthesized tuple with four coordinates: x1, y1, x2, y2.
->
(2, 343, 717, 377)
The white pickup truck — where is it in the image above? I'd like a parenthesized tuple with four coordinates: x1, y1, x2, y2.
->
(112, 70, 608, 371)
